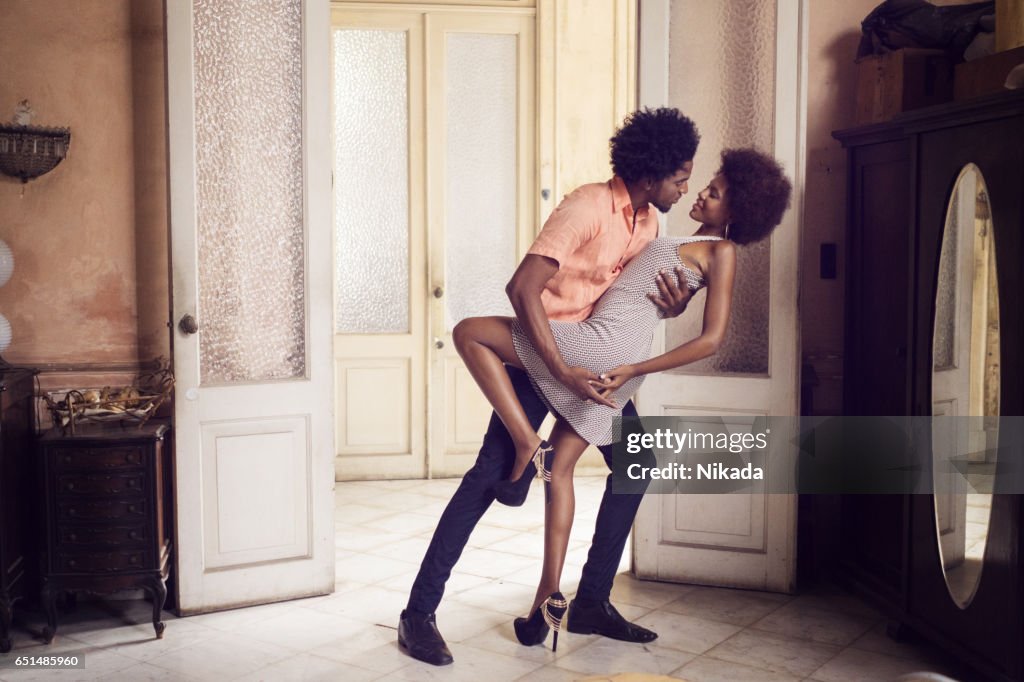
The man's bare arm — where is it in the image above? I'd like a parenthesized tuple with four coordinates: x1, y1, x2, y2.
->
(506, 255, 614, 406)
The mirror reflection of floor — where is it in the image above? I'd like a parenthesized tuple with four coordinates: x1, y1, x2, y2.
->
(942, 492, 992, 603)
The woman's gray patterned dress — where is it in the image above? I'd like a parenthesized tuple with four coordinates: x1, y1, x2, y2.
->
(510, 236, 722, 445)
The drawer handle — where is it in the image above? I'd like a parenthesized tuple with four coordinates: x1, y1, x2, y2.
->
(128, 480, 137, 488)
(128, 531, 139, 540)
(128, 505, 137, 513)
(66, 483, 75, 491)
(68, 533, 78, 542)
(129, 556, 139, 564)
(68, 508, 77, 516)
(63, 455, 72, 464)
(68, 560, 77, 568)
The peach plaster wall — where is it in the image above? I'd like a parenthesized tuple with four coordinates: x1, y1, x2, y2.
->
(802, 0, 879, 415)
(0, 0, 169, 385)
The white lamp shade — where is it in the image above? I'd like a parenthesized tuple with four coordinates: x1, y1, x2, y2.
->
(0, 239, 13, 288)
(0, 313, 11, 354)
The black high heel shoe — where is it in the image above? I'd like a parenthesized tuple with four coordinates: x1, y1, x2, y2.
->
(492, 440, 554, 507)
(514, 592, 568, 651)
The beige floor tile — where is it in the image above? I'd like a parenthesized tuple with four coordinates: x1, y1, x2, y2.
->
(448, 578, 538, 616)
(450, 547, 542, 580)
(610, 574, 697, 610)
(703, 628, 841, 677)
(385, 642, 543, 681)
(660, 585, 792, 627)
(236, 653, 382, 682)
(335, 482, 394, 502)
(749, 600, 878, 647)
(299, 585, 409, 627)
(673, 655, 804, 682)
(335, 503, 401, 525)
(2, 479, 973, 682)
(416, 478, 465, 499)
(145, 632, 293, 680)
(186, 600, 303, 633)
(363, 511, 444, 537)
(314, 638, 413, 676)
(790, 586, 884, 620)
(847, 622, 950, 663)
(485, 531, 548, 559)
(631, 611, 741, 655)
(468, 523, 524, 548)
(808, 647, 962, 682)
(63, 618, 216, 664)
(512, 665, 587, 682)
(356, 479, 430, 492)
(229, 606, 371, 652)
(305, 620, 392, 660)
(434, 601, 513, 643)
(553, 637, 696, 677)
(365, 535, 433, 563)
(363, 491, 449, 513)
(499, 564, 580, 595)
(96, 662, 207, 681)
(336, 552, 425, 585)
(336, 527, 410, 553)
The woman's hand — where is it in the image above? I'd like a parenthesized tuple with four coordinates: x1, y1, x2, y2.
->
(557, 366, 617, 408)
(590, 364, 638, 402)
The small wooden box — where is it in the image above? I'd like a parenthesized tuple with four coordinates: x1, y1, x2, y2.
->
(954, 45, 1024, 101)
(855, 49, 954, 125)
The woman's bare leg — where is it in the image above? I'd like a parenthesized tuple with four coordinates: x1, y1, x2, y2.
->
(452, 316, 542, 481)
(529, 419, 590, 613)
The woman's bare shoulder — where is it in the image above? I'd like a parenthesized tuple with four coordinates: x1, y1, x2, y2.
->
(711, 239, 737, 258)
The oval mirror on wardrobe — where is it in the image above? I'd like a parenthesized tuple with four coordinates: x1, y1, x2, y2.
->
(931, 163, 1000, 609)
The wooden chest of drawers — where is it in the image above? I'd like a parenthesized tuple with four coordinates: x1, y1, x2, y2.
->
(38, 421, 172, 643)
(0, 368, 37, 654)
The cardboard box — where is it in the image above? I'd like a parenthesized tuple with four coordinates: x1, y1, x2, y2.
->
(997, 0, 1024, 52)
(954, 45, 1024, 100)
(855, 49, 954, 125)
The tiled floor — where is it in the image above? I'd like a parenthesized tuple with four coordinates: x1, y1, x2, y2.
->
(1, 477, 971, 681)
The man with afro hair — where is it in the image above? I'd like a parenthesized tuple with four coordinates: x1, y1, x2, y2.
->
(399, 108, 701, 666)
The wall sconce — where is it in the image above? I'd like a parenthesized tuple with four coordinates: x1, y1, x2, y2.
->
(0, 238, 13, 368)
(0, 101, 71, 185)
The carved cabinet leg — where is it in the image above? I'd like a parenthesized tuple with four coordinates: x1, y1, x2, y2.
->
(41, 584, 58, 644)
(0, 593, 13, 653)
(145, 577, 168, 639)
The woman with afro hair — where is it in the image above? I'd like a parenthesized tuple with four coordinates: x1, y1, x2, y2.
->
(447, 142, 792, 652)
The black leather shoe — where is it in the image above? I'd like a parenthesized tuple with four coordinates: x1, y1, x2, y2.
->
(566, 598, 657, 643)
(398, 609, 454, 666)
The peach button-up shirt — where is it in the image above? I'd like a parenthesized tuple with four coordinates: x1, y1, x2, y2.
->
(527, 176, 658, 322)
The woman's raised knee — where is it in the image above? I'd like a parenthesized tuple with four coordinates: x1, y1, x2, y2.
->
(452, 318, 478, 355)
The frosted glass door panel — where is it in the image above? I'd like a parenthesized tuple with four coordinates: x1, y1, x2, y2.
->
(333, 29, 411, 334)
(193, 0, 306, 384)
(666, 0, 776, 375)
(444, 33, 517, 332)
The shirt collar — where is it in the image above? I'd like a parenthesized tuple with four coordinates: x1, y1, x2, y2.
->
(610, 176, 636, 215)
(611, 176, 650, 234)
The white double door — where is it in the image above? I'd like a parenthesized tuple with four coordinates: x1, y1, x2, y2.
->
(331, 6, 536, 480)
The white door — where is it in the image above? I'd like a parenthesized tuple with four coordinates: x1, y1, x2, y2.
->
(331, 5, 535, 480)
(167, 0, 335, 613)
(633, 0, 805, 592)
(931, 167, 982, 569)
